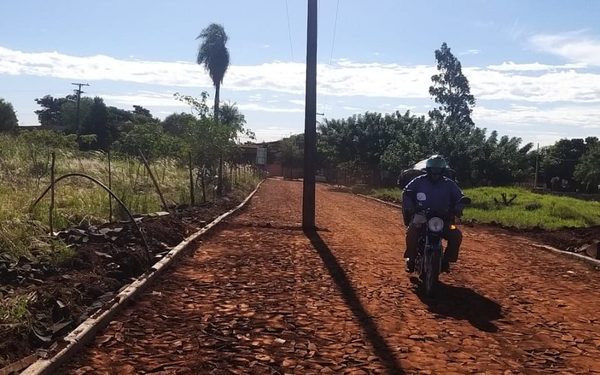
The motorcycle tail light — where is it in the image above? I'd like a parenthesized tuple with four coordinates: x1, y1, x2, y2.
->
(428, 217, 444, 232)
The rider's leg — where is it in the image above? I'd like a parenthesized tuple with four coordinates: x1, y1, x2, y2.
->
(404, 224, 420, 259)
(404, 224, 420, 271)
(443, 226, 463, 262)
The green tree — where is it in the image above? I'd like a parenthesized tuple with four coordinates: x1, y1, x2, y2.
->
(0, 99, 18, 132)
(162, 113, 197, 136)
(541, 138, 589, 189)
(196, 23, 230, 119)
(34, 95, 70, 127)
(429, 42, 476, 130)
(118, 122, 180, 161)
(197, 23, 231, 195)
(60, 96, 93, 133)
(574, 143, 600, 192)
(132, 105, 157, 124)
(280, 134, 304, 178)
(80, 97, 110, 150)
(428, 42, 477, 184)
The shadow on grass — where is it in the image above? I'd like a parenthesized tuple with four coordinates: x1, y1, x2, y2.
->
(412, 278, 503, 333)
(305, 229, 404, 375)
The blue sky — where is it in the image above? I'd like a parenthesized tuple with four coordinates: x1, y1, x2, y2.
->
(1, 0, 599, 145)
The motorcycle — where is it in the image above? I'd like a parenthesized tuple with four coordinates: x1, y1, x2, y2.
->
(411, 197, 471, 296)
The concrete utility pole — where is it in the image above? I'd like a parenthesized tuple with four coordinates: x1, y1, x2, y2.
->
(534, 143, 540, 189)
(72, 82, 89, 133)
(302, 0, 318, 230)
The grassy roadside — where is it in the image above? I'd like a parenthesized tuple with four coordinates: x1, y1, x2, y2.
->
(0, 133, 260, 262)
(371, 186, 600, 230)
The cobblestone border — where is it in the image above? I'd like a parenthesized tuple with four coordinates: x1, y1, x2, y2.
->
(22, 180, 265, 375)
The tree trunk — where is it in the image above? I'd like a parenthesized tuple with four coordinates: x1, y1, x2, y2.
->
(215, 82, 224, 196)
(200, 166, 207, 203)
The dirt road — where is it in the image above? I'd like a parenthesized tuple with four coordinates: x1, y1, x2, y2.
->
(65, 179, 600, 374)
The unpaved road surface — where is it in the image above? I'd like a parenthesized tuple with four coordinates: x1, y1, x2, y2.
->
(65, 179, 600, 374)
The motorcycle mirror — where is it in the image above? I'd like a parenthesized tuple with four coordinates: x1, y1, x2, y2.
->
(460, 196, 472, 205)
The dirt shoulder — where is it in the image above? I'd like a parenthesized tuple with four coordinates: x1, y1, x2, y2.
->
(59, 179, 600, 374)
(0, 190, 249, 370)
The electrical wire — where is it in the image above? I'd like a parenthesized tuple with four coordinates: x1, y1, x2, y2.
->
(285, 0, 294, 61)
(329, 0, 340, 65)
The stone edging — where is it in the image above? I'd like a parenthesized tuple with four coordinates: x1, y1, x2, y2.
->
(356, 193, 600, 268)
(530, 243, 600, 268)
(22, 180, 265, 375)
(356, 193, 402, 209)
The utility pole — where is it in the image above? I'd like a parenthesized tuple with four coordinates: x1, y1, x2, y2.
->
(534, 143, 540, 189)
(302, 0, 317, 230)
(72, 82, 89, 134)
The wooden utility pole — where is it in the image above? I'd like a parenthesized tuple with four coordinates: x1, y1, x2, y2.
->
(302, 0, 318, 230)
(72, 82, 89, 134)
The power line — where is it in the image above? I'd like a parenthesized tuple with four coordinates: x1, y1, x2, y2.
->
(285, 0, 294, 60)
(329, 0, 340, 64)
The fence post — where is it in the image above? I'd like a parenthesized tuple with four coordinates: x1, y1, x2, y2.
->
(138, 149, 169, 212)
(108, 150, 113, 222)
(49, 152, 55, 236)
(188, 151, 195, 205)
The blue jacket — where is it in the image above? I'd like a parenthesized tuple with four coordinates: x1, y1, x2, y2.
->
(402, 175, 465, 218)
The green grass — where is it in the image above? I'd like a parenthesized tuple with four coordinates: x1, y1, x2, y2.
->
(371, 188, 402, 203)
(0, 295, 31, 327)
(0, 134, 260, 260)
(463, 187, 600, 229)
(370, 186, 600, 230)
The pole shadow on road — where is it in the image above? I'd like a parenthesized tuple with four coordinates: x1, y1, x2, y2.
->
(412, 279, 503, 333)
(305, 229, 405, 375)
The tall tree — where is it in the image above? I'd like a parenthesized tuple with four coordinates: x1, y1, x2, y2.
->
(541, 138, 587, 185)
(196, 23, 230, 195)
(574, 143, 600, 192)
(0, 98, 18, 132)
(280, 134, 304, 178)
(80, 97, 110, 150)
(34, 95, 70, 127)
(429, 42, 476, 131)
(428, 42, 477, 183)
(162, 112, 197, 136)
(196, 23, 230, 120)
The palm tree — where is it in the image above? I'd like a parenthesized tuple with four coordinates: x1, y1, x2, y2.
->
(196, 23, 230, 122)
(197, 23, 230, 195)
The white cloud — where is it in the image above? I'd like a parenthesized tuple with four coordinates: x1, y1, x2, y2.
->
(3, 45, 600, 105)
(236, 103, 304, 113)
(474, 104, 600, 128)
(530, 31, 600, 66)
(102, 92, 184, 107)
(460, 49, 481, 56)
(486, 61, 587, 71)
(3, 45, 600, 139)
(467, 68, 600, 103)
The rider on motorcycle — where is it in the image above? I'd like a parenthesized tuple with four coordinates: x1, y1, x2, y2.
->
(402, 155, 466, 273)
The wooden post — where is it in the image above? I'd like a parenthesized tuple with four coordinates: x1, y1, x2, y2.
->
(189, 151, 195, 205)
(302, 0, 318, 230)
(49, 152, 55, 236)
(108, 150, 113, 222)
(138, 149, 169, 211)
